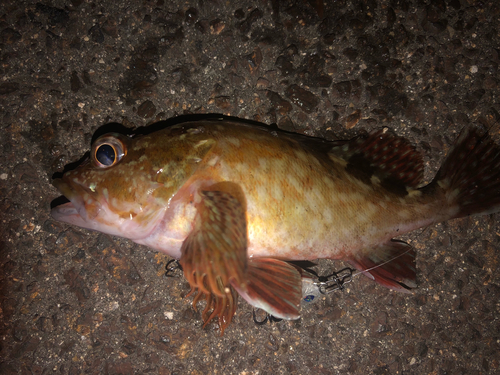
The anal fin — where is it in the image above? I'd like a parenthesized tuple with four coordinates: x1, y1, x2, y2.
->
(347, 240, 416, 293)
(233, 258, 302, 320)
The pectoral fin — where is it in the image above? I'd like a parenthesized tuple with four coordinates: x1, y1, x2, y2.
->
(180, 189, 248, 334)
(233, 258, 302, 320)
(180, 188, 303, 333)
(180, 190, 248, 297)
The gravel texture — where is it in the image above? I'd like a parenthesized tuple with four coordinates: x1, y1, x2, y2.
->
(1, 0, 500, 374)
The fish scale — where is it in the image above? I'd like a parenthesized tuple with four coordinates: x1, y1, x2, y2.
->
(51, 120, 500, 334)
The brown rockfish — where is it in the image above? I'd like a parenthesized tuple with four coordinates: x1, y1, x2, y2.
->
(51, 120, 500, 334)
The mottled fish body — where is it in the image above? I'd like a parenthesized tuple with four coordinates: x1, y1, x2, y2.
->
(52, 120, 500, 333)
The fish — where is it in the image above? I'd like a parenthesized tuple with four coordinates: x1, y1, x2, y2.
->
(51, 119, 500, 334)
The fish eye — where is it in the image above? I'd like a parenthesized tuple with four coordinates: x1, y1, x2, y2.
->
(95, 144, 117, 166)
(91, 134, 127, 168)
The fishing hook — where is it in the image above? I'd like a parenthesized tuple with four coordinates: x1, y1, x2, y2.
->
(164, 259, 183, 277)
(252, 308, 283, 325)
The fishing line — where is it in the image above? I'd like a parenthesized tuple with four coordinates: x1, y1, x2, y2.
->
(351, 246, 414, 279)
(310, 245, 415, 295)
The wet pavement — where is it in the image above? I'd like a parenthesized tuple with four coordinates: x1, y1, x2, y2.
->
(1, 0, 500, 373)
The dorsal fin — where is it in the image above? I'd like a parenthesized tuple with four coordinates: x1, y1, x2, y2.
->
(329, 128, 424, 190)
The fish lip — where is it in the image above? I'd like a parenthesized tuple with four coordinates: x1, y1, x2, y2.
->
(51, 177, 101, 224)
(50, 200, 83, 225)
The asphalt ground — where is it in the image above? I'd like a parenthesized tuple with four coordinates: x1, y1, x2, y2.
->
(1, 0, 499, 373)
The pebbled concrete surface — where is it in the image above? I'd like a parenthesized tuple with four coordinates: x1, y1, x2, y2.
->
(1, 0, 500, 373)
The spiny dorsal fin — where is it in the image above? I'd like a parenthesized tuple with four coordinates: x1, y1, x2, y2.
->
(330, 128, 424, 190)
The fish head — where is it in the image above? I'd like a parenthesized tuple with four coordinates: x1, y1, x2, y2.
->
(51, 126, 215, 241)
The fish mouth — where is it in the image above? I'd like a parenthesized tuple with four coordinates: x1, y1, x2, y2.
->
(51, 177, 168, 241)
(51, 178, 102, 230)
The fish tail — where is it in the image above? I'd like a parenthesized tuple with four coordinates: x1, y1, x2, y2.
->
(347, 127, 500, 293)
(427, 127, 500, 218)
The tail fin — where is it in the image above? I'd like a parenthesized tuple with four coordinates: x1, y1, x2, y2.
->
(429, 127, 500, 218)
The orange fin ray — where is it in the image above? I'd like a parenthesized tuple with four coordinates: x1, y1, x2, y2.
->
(180, 190, 248, 298)
(187, 277, 238, 335)
(347, 240, 416, 293)
(180, 189, 248, 333)
(233, 258, 302, 320)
